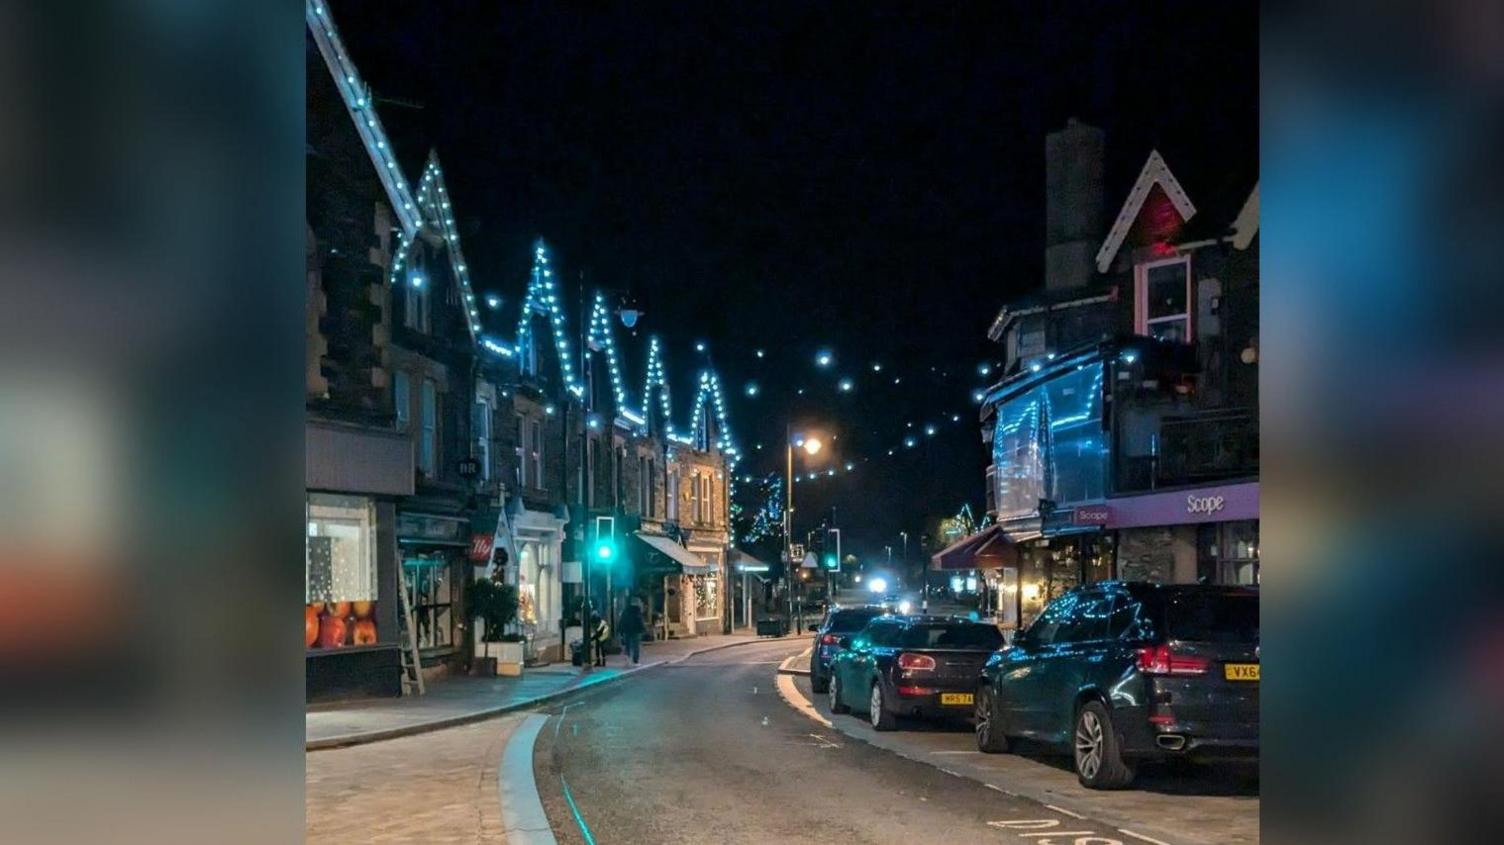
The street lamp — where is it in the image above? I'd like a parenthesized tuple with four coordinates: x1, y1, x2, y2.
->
(785, 425, 827, 633)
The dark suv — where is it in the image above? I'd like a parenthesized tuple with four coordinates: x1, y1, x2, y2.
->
(975, 582, 1259, 789)
(808, 605, 890, 693)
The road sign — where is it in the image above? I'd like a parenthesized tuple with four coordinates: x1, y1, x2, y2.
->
(801, 552, 817, 569)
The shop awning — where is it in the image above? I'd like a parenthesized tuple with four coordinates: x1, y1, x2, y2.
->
(634, 532, 714, 574)
(730, 549, 772, 573)
(930, 525, 1022, 571)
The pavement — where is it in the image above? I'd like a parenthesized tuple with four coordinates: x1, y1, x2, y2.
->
(306, 631, 789, 750)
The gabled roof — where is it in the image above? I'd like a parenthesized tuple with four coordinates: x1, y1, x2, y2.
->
(306, 1, 421, 237)
(1229, 182, 1259, 250)
(1095, 150, 1197, 273)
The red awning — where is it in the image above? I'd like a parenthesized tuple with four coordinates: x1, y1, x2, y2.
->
(930, 525, 1021, 571)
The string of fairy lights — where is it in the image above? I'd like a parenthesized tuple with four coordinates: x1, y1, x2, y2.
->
(312, 0, 996, 547)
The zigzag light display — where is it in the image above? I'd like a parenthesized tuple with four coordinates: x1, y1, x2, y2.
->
(586, 292, 639, 423)
(641, 336, 674, 439)
(515, 240, 584, 398)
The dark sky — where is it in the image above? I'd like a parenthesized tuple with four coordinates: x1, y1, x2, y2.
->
(329, 0, 1258, 564)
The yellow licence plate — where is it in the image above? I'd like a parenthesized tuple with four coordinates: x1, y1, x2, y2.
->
(1224, 663, 1260, 681)
(940, 693, 974, 706)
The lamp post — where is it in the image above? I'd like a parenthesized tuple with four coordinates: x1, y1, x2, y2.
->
(784, 426, 822, 634)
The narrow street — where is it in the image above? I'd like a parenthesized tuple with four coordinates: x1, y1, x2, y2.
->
(530, 639, 1257, 844)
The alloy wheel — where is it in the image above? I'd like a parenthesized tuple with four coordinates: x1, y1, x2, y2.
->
(869, 685, 883, 728)
(829, 676, 840, 711)
(975, 689, 991, 745)
(1075, 708, 1105, 781)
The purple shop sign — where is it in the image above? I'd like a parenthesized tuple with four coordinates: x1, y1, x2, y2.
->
(1074, 505, 1112, 525)
(1106, 482, 1259, 529)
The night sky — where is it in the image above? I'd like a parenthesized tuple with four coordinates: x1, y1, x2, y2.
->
(329, 1, 1258, 565)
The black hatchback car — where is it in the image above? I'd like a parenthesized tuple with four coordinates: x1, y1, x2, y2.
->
(828, 616, 1004, 730)
(976, 582, 1258, 789)
(808, 605, 890, 693)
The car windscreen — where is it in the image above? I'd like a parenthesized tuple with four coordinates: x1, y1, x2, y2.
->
(899, 624, 1003, 650)
(1165, 591, 1259, 644)
(828, 609, 887, 632)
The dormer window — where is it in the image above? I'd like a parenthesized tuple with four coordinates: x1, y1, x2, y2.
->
(405, 262, 431, 335)
(1135, 256, 1192, 343)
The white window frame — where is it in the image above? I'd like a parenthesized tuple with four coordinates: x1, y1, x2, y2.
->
(522, 416, 545, 491)
(405, 269, 431, 335)
(474, 398, 492, 482)
(1135, 255, 1193, 343)
(394, 371, 411, 433)
(666, 468, 679, 522)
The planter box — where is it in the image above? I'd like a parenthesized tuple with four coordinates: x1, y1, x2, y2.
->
(495, 641, 525, 677)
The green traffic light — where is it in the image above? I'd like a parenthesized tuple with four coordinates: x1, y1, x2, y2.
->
(594, 541, 616, 562)
(823, 555, 837, 569)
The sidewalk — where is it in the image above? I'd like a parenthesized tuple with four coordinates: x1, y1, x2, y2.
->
(306, 631, 792, 750)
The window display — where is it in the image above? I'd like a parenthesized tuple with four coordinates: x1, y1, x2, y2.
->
(403, 553, 460, 651)
(306, 493, 378, 649)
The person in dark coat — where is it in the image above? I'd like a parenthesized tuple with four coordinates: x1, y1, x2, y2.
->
(618, 598, 646, 664)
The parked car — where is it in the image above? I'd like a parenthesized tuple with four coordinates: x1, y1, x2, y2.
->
(975, 581, 1259, 790)
(808, 605, 891, 693)
(828, 616, 1004, 730)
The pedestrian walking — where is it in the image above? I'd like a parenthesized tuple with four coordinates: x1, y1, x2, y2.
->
(589, 612, 610, 667)
(618, 597, 646, 664)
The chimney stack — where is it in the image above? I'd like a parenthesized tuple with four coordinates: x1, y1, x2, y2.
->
(1044, 117, 1104, 291)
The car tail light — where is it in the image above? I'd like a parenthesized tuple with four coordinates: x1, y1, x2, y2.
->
(820, 633, 839, 646)
(896, 686, 937, 696)
(897, 652, 936, 671)
(1136, 644, 1210, 675)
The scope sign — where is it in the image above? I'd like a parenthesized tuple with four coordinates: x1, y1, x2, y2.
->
(1186, 494, 1226, 515)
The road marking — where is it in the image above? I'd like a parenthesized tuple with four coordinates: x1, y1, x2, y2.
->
(775, 668, 833, 727)
(1046, 804, 1086, 820)
(1118, 829, 1172, 845)
(930, 749, 980, 755)
(984, 783, 1018, 796)
(559, 774, 597, 845)
(496, 713, 558, 845)
(1018, 831, 1094, 838)
(940, 768, 962, 777)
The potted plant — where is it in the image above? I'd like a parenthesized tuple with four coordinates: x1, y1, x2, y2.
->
(469, 578, 520, 677)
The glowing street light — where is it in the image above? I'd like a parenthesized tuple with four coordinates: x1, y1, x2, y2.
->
(803, 437, 823, 456)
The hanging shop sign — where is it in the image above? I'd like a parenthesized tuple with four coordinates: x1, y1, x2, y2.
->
(468, 533, 494, 562)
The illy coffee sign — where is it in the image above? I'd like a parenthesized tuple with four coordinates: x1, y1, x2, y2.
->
(1186, 494, 1227, 515)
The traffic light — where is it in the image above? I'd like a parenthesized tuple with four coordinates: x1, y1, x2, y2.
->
(592, 516, 617, 564)
(822, 554, 838, 570)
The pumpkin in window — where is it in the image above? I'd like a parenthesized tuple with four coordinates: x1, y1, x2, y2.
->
(351, 618, 377, 645)
(326, 601, 352, 619)
(317, 615, 348, 648)
(305, 606, 319, 648)
(352, 600, 374, 619)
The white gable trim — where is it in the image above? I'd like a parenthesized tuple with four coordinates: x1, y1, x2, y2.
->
(1094, 149, 1197, 273)
(1230, 182, 1259, 250)
(306, 1, 421, 238)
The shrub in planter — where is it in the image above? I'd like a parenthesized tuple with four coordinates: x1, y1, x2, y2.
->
(469, 579, 520, 662)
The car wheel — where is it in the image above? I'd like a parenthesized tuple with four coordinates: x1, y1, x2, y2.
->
(829, 672, 849, 714)
(975, 685, 1010, 753)
(869, 682, 897, 731)
(811, 667, 830, 695)
(1073, 701, 1136, 789)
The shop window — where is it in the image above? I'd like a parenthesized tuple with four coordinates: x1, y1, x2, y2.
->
(402, 553, 459, 651)
(667, 470, 679, 521)
(1135, 256, 1192, 343)
(306, 494, 378, 650)
(519, 415, 545, 490)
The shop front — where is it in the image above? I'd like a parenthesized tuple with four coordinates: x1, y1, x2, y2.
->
(396, 511, 469, 675)
(1098, 481, 1259, 585)
(685, 543, 727, 635)
(634, 531, 716, 638)
(512, 507, 567, 662)
(305, 422, 410, 701)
